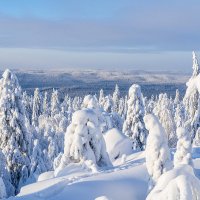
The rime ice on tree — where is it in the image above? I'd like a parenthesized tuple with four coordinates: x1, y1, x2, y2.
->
(0, 69, 31, 194)
(55, 108, 111, 175)
(123, 84, 147, 150)
(144, 114, 172, 192)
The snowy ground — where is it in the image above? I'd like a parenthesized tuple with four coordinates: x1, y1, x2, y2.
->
(9, 150, 200, 200)
(10, 152, 147, 200)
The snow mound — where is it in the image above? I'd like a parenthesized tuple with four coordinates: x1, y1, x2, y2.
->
(147, 164, 200, 200)
(37, 171, 54, 182)
(104, 128, 132, 161)
(15, 153, 148, 200)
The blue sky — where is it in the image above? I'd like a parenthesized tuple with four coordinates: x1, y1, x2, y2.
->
(0, 0, 199, 71)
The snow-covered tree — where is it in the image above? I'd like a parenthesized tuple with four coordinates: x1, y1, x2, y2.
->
(82, 95, 113, 133)
(146, 165, 200, 200)
(144, 114, 172, 192)
(22, 91, 33, 124)
(103, 95, 113, 113)
(192, 51, 199, 77)
(183, 51, 200, 140)
(174, 127, 192, 167)
(146, 95, 155, 114)
(153, 93, 176, 147)
(123, 84, 147, 150)
(30, 139, 46, 179)
(55, 109, 111, 175)
(99, 89, 105, 107)
(60, 95, 69, 117)
(174, 89, 180, 105)
(174, 103, 185, 128)
(112, 84, 120, 113)
(43, 91, 50, 116)
(32, 88, 42, 127)
(51, 89, 60, 117)
(73, 96, 82, 111)
(0, 69, 31, 194)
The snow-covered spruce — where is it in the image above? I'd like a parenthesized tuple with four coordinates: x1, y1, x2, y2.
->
(0, 69, 31, 195)
(174, 103, 185, 128)
(146, 165, 200, 200)
(183, 51, 200, 140)
(32, 88, 42, 127)
(144, 114, 172, 192)
(174, 127, 192, 167)
(55, 108, 111, 175)
(123, 84, 147, 150)
(51, 89, 60, 117)
(30, 139, 47, 179)
(112, 84, 120, 113)
(153, 93, 176, 147)
(42, 91, 50, 116)
(82, 95, 114, 133)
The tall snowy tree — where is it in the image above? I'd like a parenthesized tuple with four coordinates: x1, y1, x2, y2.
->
(153, 93, 176, 147)
(123, 84, 147, 150)
(174, 103, 185, 128)
(51, 89, 60, 117)
(99, 89, 105, 107)
(112, 84, 120, 113)
(32, 88, 42, 127)
(0, 69, 31, 194)
(183, 51, 200, 140)
(22, 91, 33, 124)
(30, 139, 47, 179)
(174, 89, 180, 105)
(192, 51, 200, 77)
(144, 114, 172, 192)
(42, 91, 50, 116)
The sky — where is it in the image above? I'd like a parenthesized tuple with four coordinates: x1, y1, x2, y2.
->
(0, 0, 199, 72)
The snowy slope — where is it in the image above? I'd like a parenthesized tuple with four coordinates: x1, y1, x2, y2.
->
(7, 149, 200, 200)
(10, 152, 148, 200)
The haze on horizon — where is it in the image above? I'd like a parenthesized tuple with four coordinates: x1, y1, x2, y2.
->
(0, 0, 199, 72)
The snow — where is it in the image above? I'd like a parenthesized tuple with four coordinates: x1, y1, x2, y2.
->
(103, 128, 132, 161)
(37, 171, 54, 182)
(146, 164, 200, 200)
(9, 150, 200, 200)
(10, 152, 148, 200)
